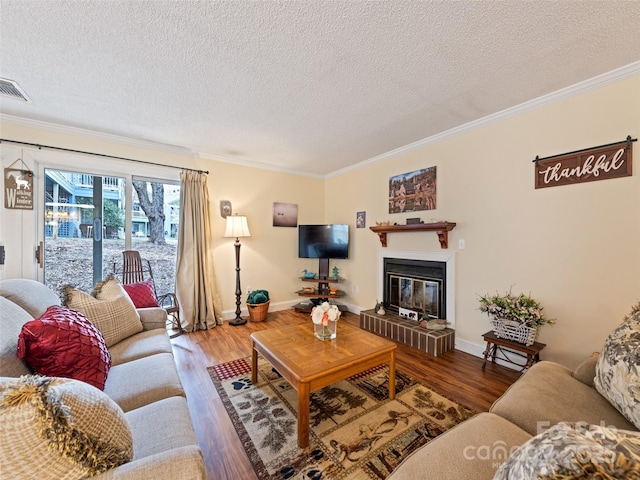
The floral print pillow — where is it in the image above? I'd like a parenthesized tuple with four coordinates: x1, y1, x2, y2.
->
(594, 311, 640, 430)
(493, 422, 640, 479)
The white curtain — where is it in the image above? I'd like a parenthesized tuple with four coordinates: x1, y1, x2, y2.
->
(175, 171, 224, 331)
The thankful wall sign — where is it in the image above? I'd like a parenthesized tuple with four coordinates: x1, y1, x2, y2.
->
(534, 136, 635, 189)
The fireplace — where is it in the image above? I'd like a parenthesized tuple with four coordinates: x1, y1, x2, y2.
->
(360, 250, 456, 356)
(383, 257, 446, 320)
(377, 249, 456, 328)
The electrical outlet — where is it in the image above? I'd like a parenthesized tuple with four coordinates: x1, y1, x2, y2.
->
(247, 286, 252, 294)
(351, 284, 359, 293)
(458, 239, 465, 250)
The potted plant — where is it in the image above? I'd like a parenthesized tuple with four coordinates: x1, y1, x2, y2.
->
(478, 290, 554, 345)
(246, 290, 270, 322)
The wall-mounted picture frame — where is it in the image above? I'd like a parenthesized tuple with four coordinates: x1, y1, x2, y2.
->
(389, 166, 436, 214)
(4, 167, 34, 210)
(273, 202, 298, 227)
(356, 211, 366, 228)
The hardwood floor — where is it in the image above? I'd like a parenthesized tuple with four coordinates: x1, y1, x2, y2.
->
(170, 309, 522, 480)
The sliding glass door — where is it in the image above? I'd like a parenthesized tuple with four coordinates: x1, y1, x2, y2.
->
(42, 167, 179, 296)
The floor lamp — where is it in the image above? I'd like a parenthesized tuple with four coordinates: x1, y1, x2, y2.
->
(224, 214, 251, 326)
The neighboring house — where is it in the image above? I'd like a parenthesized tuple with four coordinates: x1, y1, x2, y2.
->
(44, 172, 122, 239)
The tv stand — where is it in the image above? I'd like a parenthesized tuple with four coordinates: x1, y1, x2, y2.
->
(294, 258, 345, 313)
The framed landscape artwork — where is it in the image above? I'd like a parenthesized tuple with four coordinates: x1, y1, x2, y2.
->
(388, 166, 436, 214)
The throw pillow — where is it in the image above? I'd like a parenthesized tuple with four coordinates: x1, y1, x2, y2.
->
(62, 275, 143, 347)
(17, 306, 111, 390)
(493, 422, 640, 479)
(122, 279, 159, 308)
(594, 310, 640, 430)
(0, 375, 133, 479)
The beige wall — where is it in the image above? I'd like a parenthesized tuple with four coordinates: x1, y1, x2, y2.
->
(206, 162, 325, 310)
(327, 75, 640, 368)
(0, 121, 325, 316)
(1, 74, 638, 367)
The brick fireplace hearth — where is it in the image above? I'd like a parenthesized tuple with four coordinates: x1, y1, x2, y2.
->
(366, 249, 456, 356)
(360, 309, 455, 356)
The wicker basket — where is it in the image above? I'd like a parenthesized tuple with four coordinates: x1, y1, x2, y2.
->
(247, 300, 270, 322)
(491, 319, 537, 346)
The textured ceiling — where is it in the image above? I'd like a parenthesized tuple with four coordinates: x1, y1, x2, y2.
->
(0, 0, 639, 176)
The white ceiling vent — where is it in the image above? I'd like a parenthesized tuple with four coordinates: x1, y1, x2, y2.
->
(0, 78, 31, 102)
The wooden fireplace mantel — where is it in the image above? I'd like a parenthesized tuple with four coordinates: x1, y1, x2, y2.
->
(369, 222, 457, 249)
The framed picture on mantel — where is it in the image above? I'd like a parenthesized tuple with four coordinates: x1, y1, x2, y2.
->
(389, 166, 436, 214)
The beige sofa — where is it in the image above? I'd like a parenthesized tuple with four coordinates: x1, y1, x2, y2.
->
(0, 278, 205, 480)
(389, 348, 638, 478)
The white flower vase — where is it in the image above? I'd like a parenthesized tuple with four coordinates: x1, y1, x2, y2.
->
(311, 301, 341, 340)
(314, 320, 337, 341)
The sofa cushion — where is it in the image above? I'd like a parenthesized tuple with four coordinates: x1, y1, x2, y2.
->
(0, 297, 32, 377)
(594, 311, 640, 430)
(125, 396, 199, 459)
(63, 276, 143, 347)
(122, 279, 159, 308)
(104, 353, 185, 412)
(0, 375, 133, 479)
(108, 396, 206, 479)
(490, 361, 637, 435)
(493, 421, 640, 479)
(388, 413, 532, 480)
(108, 328, 173, 366)
(17, 306, 111, 390)
(0, 278, 61, 318)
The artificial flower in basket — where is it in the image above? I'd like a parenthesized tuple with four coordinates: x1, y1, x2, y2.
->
(311, 301, 341, 341)
(478, 290, 554, 346)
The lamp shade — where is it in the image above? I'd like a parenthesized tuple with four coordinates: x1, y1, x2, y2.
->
(224, 215, 251, 238)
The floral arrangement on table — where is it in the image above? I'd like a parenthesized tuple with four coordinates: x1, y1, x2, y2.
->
(478, 290, 553, 345)
(311, 301, 341, 340)
(478, 290, 554, 328)
(311, 301, 341, 325)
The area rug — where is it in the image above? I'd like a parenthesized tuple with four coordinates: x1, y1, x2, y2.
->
(208, 356, 475, 479)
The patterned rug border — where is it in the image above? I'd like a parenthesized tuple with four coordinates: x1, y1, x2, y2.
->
(208, 357, 476, 480)
(210, 363, 268, 478)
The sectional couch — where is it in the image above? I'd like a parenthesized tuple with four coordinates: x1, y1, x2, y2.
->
(0, 278, 205, 480)
(389, 312, 640, 479)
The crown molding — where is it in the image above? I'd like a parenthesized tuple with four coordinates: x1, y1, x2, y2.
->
(0, 113, 196, 157)
(198, 151, 325, 179)
(327, 61, 640, 178)
(0, 112, 324, 178)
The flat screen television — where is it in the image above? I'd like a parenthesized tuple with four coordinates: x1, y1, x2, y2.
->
(298, 224, 349, 259)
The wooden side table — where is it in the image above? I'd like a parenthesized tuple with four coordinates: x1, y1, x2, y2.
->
(481, 331, 546, 372)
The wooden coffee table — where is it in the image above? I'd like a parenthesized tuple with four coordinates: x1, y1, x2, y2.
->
(251, 322, 397, 448)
